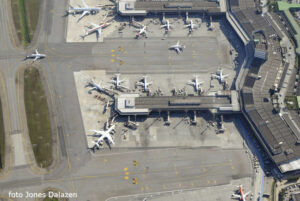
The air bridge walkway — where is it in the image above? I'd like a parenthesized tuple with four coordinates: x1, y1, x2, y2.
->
(115, 90, 240, 115)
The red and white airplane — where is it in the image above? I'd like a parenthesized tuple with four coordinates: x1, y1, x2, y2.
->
(133, 21, 148, 38)
(136, 25, 147, 38)
(81, 21, 110, 40)
(81, 14, 111, 40)
(232, 185, 250, 201)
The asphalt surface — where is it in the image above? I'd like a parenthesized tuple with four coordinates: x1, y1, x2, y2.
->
(0, 0, 253, 200)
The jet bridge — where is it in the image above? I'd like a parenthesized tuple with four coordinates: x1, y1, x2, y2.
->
(115, 91, 240, 115)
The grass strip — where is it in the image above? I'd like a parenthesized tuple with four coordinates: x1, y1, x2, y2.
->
(24, 67, 52, 168)
(11, 0, 40, 46)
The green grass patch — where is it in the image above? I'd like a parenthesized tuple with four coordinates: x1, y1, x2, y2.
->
(11, 0, 40, 46)
(25, 0, 40, 39)
(0, 99, 5, 170)
(285, 96, 298, 110)
(24, 67, 52, 168)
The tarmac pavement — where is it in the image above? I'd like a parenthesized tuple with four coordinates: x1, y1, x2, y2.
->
(0, 0, 254, 200)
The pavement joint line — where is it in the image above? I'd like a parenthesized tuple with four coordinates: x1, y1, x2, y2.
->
(92, 147, 178, 157)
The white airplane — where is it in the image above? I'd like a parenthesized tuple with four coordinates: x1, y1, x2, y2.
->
(81, 21, 110, 40)
(67, 0, 101, 22)
(136, 25, 147, 38)
(187, 75, 204, 91)
(211, 69, 229, 83)
(133, 21, 148, 38)
(161, 20, 173, 33)
(232, 185, 250, 201)
(90, 124, 115, 148)
(185, 20, 197, 33)
(26, 49, 46, 62)
(170, 41, 185, 54)
(136, 76, 152, 91)
(109, 74, 128, 89)
(87, 79, 112, 93)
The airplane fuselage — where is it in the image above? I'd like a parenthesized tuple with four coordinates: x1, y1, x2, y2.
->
(87, 23, 109, 35)
(69, 7, 100, 13)
(190, 21, 194, 31)
(137, 26, 147, 36)
(27, 54, 46, 59)
(239, 187, 246, 201)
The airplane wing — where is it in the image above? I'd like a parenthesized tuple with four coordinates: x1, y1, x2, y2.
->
(33, 57, 38, 62)
(136, 82, 143, 86)
(244, 192, 250, 197)
(223, 74, 229, 78)
(78, 11, 89, 22)
(97, 81, 103, 87)
(107, 135, 115, 144)
(175, 47, 181, 53)
(176, 41, 180, 46)
(89, 129, 105, 136)
(232, 194, 241, 198)
(81, 0, 88, 8)
(211, 74, 219, 78)
(96, 28, 102, 40)
(187, 81, 195, 86)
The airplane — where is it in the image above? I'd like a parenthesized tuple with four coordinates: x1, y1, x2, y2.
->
(185, 20, 197, 33)
(136, 25, 147, 38)
(109, 74, 128, 89)
(80, 73, 113, 93)
(187, 75, 204, 91)
(90, 124, 115, 149)
(161, 20, 173, 33)
(136, 76, 152, 91)
(81, 21, 110, 40)
(232, 185, 250, 201)
(86, 79, 112, 93)
(26, 49, 46, 62)
(67, 0, 101, 22)
(211, 68, 229, 83)
(169, 41, 185, 54)
(133, 21, 148, 38)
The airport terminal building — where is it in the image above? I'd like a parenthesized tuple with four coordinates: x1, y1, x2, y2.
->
(116, 0, 300, 175)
